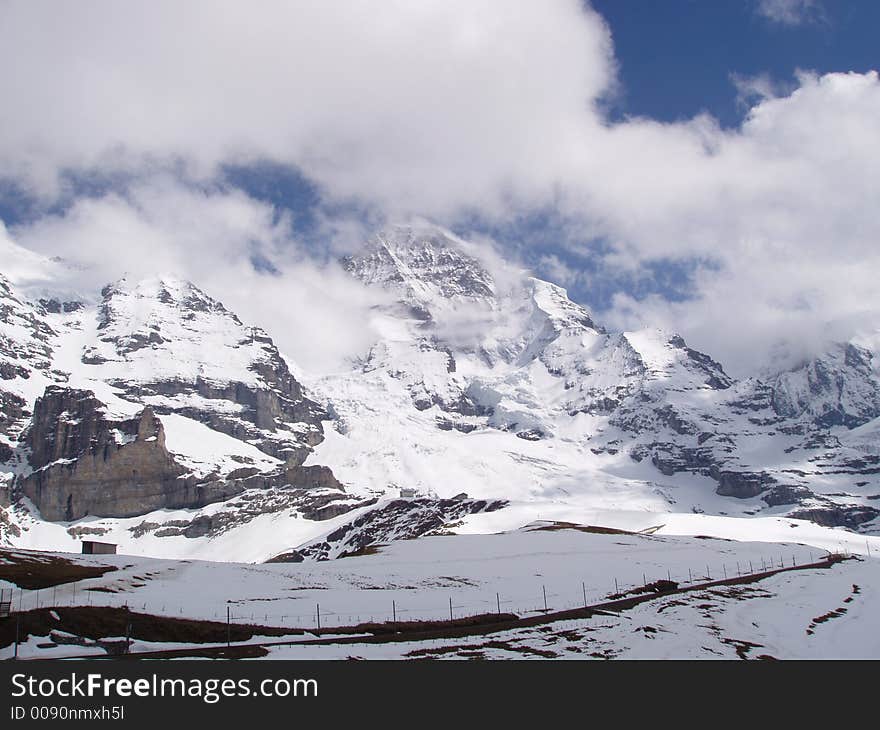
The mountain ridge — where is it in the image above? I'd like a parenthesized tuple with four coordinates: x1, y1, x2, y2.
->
(1, 222, 878, 561)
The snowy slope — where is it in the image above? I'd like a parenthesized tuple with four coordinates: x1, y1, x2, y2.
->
(2, 221, 880, 563)
(307, 223, 880, 537)
(3, 530, 878, 659)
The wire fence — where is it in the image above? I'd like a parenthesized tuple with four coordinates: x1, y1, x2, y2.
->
(1, 548, 846, 633)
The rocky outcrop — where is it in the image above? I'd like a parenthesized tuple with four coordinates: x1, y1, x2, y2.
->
(761, 484, 814, 507)
(129, 488, 369, 540)
(667, 335, 733, 390)
(0, 390, 26, 440)
(648, 443, 717, 477)
(17, 386, 201, 520)
(14, 385, 348, 521)
(290, 497, 508, 561)
(23, 387, 147, 472)
(715, 471, 775, 499)
(121, 374, 325, 464)
(788, 505, 879, 530)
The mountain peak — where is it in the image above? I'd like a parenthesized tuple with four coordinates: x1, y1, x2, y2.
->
(769, 340, 880, 427)
(99, 275, 238, 328)
(341, 222, 496, 306)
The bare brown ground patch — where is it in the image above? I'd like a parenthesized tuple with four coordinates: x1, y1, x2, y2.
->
(0, 549, 116, 589)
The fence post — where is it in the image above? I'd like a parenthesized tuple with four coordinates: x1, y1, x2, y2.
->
(392, 600, 396, 623)
(316, 604, 321, 631)
(614, 577, 619, 595)
(706, 565, 711, 580)
(542, 585, 548, 612)
(449, 597, 453, 621)
(688, 568, 692, 583)
(722, 564, 727, 579)
(582, 582, 587, 609)
(496, 593, 501, 615)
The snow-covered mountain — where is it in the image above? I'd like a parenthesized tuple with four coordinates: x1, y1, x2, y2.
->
(313, 223, 880, 531)
(1, 222, 879, 562)
(0, 244, 359, 548)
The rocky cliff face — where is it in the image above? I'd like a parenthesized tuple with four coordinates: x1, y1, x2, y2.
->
(18, 386, 200, 520)
(13, 382, 353, 521)
(0, 267, 353, 525)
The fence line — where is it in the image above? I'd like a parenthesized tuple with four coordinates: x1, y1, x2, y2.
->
(2, 550, 846, 634)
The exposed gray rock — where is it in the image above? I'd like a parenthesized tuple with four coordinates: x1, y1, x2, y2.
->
(13, 385, 350, 521)
(17, 386, 203, 520)
(715, 471, 775, 499)
(788, 505, 880, 530)
(288, 497, 508, 561)
(130, 488, 371, 540)
(762, 485, 814, 507)
(649, 443, 717, 477)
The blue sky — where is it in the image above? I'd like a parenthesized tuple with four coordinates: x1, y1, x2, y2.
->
(592, 0, 880, 127)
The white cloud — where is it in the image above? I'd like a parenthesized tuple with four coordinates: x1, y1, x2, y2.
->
(0, 0, 612, 217)
(9, 179, 389, 372)
(0, 2, 878, 377)
(755, 0, 825, 26)
(731, 72, 796, 109)
(583, 70, 880, 374)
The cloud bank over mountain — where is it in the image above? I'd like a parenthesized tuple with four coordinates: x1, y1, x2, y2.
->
(0, 1, 878, 375)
